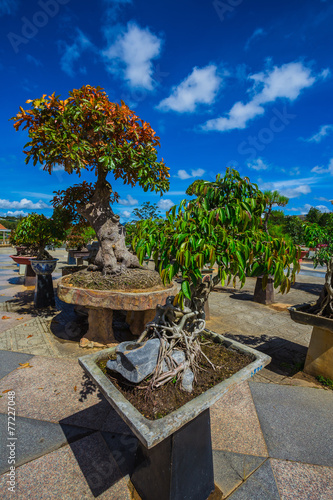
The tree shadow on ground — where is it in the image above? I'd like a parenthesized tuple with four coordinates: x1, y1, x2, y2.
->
(60, 388, 138, 497)
(291, 281, 322, 296)
(223, 331, 307, 377)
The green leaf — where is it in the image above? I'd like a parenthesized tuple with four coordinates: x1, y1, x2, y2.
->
(181, 280, 191, 299)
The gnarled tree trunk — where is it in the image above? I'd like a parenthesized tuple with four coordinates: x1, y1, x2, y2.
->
(76, 176, 141, 274)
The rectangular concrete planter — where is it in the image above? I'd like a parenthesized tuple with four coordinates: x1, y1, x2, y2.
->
(79, 330, 271, 449)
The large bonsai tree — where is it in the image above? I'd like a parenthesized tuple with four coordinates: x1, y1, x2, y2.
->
(11, 85, 170, 275)
(131, 169, 300, 389)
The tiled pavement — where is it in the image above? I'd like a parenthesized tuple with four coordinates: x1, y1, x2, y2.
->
(0, 247, 332, 499)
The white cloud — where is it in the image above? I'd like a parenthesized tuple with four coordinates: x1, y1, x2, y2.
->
(311, 158, 333, 175)
(26, 54, 42, 67)
(102, 0, 132, 22)
(247, 158, 269, 171)
(59, 29, 93, 77)
(0, 210, 28, 217)
(103, 22, 162, 90)
(157, 199, 174, 211)
(121, 210, 132, 218)
(245, 28, 266, 50)
(175, 168, 205, 180)
(305, 124, 333, 143)
(118, 194, 138, 206)
(157, 65, 222, 113)
(0, 199, 49, 210)
(11, 191, 52, 200)
(0, 0, 19, 16)
(202, 62, 317, 132)
(259, 177, 318, 199)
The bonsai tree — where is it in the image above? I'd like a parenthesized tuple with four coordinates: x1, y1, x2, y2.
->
(131, 169, 300, 389)
(303, 217, 333, 317)
(132, 201, 161, 220)
(263, 190, 289, 234)
(11, 212, 66, 259)
(11, 85, 170, 275)
(66, 224, 96, 251)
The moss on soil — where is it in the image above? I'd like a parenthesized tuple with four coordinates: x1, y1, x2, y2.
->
(64, 268, 165, 291)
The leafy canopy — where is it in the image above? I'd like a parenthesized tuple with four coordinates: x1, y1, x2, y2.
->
(11, 85, 170, 194)
(132, 169, 300, 306)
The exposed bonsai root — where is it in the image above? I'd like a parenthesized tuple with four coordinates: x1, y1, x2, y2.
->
(137, 293, 215, 391)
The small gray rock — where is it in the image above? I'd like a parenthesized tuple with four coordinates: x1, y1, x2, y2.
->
(181, 368, 194, 392)
(106, 339, 160, 383)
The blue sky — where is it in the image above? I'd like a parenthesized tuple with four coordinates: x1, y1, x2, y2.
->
(1, 0, 333, 221)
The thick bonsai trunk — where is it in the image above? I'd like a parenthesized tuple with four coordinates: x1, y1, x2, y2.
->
(76, 179, 141, 274)
(311, 258, 333, 317)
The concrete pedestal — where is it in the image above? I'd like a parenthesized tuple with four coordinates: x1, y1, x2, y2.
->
(131, 409, 215, 500)
(25, 263, 36, 287)
(126, 309, 156, 336)
(34, 275, 55, 308)
(304, 326, 333, 379)
(253, 276, 274, 305)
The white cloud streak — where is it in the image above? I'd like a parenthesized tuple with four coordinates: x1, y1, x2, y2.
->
(304, 124, 333, 143)
(311, 158, 333, 175)
(157, 199, 174, 211)
(259, 177, 319, 199)
(202, 62, 317, 132)
(118, 194, 138, 206)
(103, 22, 162, 90)
(245, 28, 266, 50)
(247, 158, 269, 171)
(174, 168, 205, 180)
(0, 199, 49, 210)
(59, 29, 93, 77)
(157, 65, 222, 113)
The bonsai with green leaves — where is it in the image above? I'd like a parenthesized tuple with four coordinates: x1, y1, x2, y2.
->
(131, 169, 299, 389)
(11, 212, 67, 259)
(303, 217, 333, 317)
(11, 85, 170, 275)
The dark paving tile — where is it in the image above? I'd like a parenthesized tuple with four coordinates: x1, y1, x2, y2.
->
(0, 413, 96, 474)
(213, 450, 266, 498)
(0, 350, 34, 379)
(228, 460, 280, 499)
(101, 431, 138, 477)
(249, 382, 333, 467)
(0, 432, 132, 499)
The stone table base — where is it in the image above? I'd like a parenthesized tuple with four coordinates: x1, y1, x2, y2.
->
(304, 325, 333, 379)
(80, 307, 118, 348)
(126, 309, 156, 336)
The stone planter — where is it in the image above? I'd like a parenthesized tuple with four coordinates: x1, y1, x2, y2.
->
(30, 259, 58, 308)
(288, 302, 333, 379)
(79, 330, 271, 500)
(10, 255, 37, 286)
(57, 279, 178, 348)
(253, 275, 274, 305)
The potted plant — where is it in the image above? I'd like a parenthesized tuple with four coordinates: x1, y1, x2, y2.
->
(65, 225, 96, 271)
(78, 169, 298, 499)
(11, 212, 66, 307)
(288, 219, 333, 379)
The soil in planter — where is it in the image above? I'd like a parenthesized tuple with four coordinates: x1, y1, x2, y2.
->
(64, 268, 166, 291)
(98, 339, 254, 420)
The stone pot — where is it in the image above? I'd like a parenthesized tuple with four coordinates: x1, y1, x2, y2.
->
(30, 259, 58, 308)
(288, 302, 333, 379)
(10, 255, 37, 286)
(30, 259, 58, 275)
(79, 331, 271, 500)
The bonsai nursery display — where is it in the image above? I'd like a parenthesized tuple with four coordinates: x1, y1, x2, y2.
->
(289, 219, 333, 379)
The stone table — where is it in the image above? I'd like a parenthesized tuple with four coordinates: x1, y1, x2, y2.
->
(57, 280, 178, 348)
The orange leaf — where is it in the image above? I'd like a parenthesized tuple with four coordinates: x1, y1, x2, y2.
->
(2, 389, 13, 394)
(16, 317, 24, 320)
(2, 316, 11, 320)
(74, 386, 77, 392)
(17, 363, 32, 369)
(27, 335, 33, 339)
